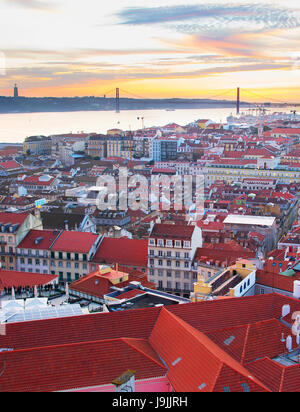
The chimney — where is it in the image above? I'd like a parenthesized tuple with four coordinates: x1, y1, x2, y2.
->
(293, 280, 300, 299)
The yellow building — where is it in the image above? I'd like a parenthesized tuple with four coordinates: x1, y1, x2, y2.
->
(191, 259, 257, 301)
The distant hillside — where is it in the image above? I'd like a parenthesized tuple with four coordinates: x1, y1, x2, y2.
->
(0, 96, 249, 114)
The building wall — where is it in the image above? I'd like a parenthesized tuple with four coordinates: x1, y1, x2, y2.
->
(148, 239, 197, 296)
(50, 251, 89, 283)
(64, 376, 172, 392)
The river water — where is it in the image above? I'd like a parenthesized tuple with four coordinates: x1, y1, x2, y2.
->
(0, 106, 297, 143)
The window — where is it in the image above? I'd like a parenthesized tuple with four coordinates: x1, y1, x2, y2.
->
(167, 260, 171, 267)
(59, 252, 63, 259)
(35, 250, 39, 257)
(20, 258, 25, 264)
(28, 258, 32, 265)
(184, 272, 189, 279)
(158, 250, 163, 257)
(183, 241, 190, 248)
(67, 252, 71, 260)
(75, 253, 79, 261)
(58, 261, 63, 267)
(67, 272, 71, 282)
(75, 262, 79, 269)
(59, 272, 64, 281)
(149, 250, 154, 256)
(184, 283, 189, 291)
(158, 269, 163, 277)
(82, 254, 87, 261)
(83, 263, 87, 270)
(175, 252, 180, 258)
(184, 252, 189, 259)
(175, 240, 181, 247)
(158, 280, 163, 289)
(149, 238, 155, 246)
(166, 240, 172, 247)
(51, 251, 55, 259)
(167, 271, 172, 277)
(175, 282, 181, 290)
(158, 260, 163, 266)
(66, 262, 71, 268)
(184, 262, 189, 268)
(166, 251, 171, 257)
(167, 281, 172, 289)
(35, 259, 40, 265)
(176, 261, 180, 267)
(158, 239, 164, 247)
(175, 271, 181, 278)
(149, 259, 154, 265)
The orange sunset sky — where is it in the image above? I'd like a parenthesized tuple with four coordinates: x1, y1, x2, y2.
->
(0, 0, 300, 102)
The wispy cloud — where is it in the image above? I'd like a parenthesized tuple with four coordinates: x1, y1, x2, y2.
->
(116, 3, 300, 33)
(2, 0, 57, 11)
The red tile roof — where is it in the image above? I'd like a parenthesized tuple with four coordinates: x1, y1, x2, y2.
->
(151, 223, 195, 240)
(149, 308, 269, 392)
(0, 338, 166, 392)
(50, 231, 99, 253)
(17, 229, 61, 250)
(0, 211, 29, 225)
(21, 175, 56, 186)
(93, 237, 148, 267)
(114, 289, 146, 300)
(256, 269, 300, 293)
(0, 269, 57, 291)
(0, 160, 22, 170)
(70, 267, 154, 299)
(0, 306, 162, 351)
(0, 293, 299, 392)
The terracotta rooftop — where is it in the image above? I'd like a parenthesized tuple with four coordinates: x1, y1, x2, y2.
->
(0, 293, 300, 392)
(151, 223, 195, 240)
(92, 237, 148, 267)
(0, 269, 57, 291)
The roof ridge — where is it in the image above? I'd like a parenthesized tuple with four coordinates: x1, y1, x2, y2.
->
(0, 337, 151, 356)
(121, 338, 167, 371)
(163, 307, 270, 391)
(240, 324, 251, 364)
(278, 363, 286, 393)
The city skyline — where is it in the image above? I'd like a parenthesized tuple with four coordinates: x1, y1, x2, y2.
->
(1, 0, 300, 102)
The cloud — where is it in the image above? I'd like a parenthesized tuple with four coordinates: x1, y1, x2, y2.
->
(116, 3, 300, 33)
(2, 0, 57, 11)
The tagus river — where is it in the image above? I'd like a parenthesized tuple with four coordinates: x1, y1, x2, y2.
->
(0, 107, 297, 143)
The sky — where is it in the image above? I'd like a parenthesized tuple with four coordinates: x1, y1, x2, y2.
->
(0, 0, 300, 102)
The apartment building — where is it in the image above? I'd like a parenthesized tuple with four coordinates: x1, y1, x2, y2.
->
(16, 229, 60, 274)
(203, 163, 300, 185)
(152, 137, 181, 162)
(0, 211, 43, 271)
(49, 231, 102, 283)
(87, 134, 107, 158)
(148, 221, 202, 297)
(87, 134, 131, 159)
(223, 214, 277, 253)
(17, 174, 58, 193)
(23, 136, 52, 155)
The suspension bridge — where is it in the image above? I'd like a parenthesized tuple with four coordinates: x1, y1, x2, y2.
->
(100, 87, 300, 115)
